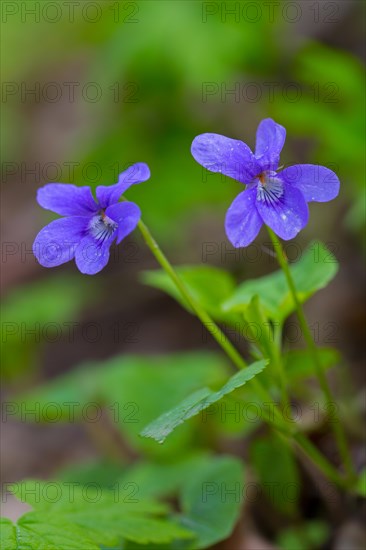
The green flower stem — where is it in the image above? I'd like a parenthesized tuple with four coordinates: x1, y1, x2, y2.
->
(272, 325, 291, 413)
(266, 227, 356, 482)
(137, 219, 347, 488)
(293, 432, 348, 488)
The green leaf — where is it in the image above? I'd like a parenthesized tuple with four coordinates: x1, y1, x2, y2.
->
(4, 482, 194, 549)
(2, 512, 193, 549)
(223, 241, 338, 322)
(1, 514, 100, 550)
(9, 481, 167, 515)
(141, 360, 267, 443)
(179, 456, 244, 549)
(284, 347, 340, 382)
(250, 434, 300, 516)
(58, 460, 125, 488)
(0, 519, 19, 550)
(141, 265, 241, 325)
(116, 456, 246, 549)
(117, 453, 210, 500)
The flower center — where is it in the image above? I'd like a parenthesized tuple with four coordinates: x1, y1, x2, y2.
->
(89, 211, 118, 243)
(256, 172, 284, 205)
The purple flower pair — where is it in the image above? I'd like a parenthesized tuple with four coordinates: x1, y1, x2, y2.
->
(33, 164, 150, 274)
(34, 119, 340, 274)
(191, 118, 340, 247)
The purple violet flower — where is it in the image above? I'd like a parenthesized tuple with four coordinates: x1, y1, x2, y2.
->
(191, 118, 340, 247)
(33, 163, 150, 274)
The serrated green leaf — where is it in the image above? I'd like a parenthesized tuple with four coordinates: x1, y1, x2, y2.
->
(178, 456, 244, 549)
(223, 241, 338, 322)
(63, 512, 193, 546)
(10, 481, 167, 516)
(141, 265, 241, 325)
(141, 360, 267, 443)
(0, 518, 18, 550)
(1, 514, 99, 550)
(4, 482, 194, 549)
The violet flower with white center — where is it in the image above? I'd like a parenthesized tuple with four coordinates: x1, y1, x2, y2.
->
(191, 118, 340, 247)
(33, 163, 150, 275)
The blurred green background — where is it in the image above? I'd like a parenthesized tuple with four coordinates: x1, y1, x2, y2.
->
(1, 0, 365, 541)
(2, 0, 365, 372)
